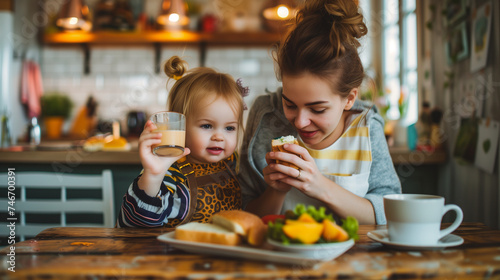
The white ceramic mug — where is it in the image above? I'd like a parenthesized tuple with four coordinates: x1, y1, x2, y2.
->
(383, 194, 463, 245)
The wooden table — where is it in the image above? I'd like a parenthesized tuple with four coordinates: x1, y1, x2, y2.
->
(2, 223, 499, 279)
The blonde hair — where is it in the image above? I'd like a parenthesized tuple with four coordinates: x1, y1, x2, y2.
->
(164, 56, 245, 144)
(275, 0, 367, 98)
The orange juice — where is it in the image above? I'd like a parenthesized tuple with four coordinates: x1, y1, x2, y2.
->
(152, 130, 185, 156)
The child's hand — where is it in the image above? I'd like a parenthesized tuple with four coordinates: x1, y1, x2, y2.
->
(139, 120, 190, 176)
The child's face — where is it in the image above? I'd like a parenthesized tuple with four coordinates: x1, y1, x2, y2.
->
(186, 94, 239, 164)
(282, 73, 354, 150)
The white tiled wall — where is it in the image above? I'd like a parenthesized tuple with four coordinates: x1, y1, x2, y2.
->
(41, 45, 281, 134)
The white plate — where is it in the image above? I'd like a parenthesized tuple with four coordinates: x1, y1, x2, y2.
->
(367, 229, 464, 250)
(267, 238, 354, 259)
(157, 232, 353, 266)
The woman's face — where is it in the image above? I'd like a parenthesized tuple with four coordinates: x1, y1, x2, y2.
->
(282, 73, 356, 150)
(185, 94, 239, 164)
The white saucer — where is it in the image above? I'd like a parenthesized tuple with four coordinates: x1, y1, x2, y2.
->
(367, 229, 464, 250)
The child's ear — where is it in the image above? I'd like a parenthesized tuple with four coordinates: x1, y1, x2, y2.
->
(344, 88, 358, 110)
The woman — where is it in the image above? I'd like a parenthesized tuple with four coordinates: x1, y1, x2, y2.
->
(239, 0, 401, 225)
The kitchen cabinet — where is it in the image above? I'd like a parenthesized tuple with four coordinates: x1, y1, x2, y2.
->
(42, 30, 284, 73)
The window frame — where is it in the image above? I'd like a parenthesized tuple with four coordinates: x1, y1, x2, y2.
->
(380, 0, 418, 123)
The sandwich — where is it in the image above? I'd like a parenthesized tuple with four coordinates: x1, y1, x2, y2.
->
(175, 210, 267, 247)
(271, 135, 299, 169)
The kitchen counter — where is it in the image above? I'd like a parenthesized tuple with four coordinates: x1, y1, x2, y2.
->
(0, 148, 140, 165)
(389, 146, 447, 165)
(0, 143, 446, 165)
(0, 140, 140, 165)
(0, 140, 447, 166)
(0, 142, 447, 220)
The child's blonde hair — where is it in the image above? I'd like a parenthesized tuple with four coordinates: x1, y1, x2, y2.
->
(164, 56, 245, 143)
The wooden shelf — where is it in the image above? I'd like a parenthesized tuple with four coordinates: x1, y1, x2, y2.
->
(43, 30, 283, 45)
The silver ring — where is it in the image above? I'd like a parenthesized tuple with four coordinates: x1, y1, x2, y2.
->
(296, 169, 301, 179)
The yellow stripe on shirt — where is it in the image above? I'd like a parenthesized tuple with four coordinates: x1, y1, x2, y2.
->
(306, 149, 372, 161)
(342, 126, 369, 138)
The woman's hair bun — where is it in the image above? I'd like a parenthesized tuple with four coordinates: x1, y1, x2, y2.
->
(300, 0, 367, 55)
(164, 56, 188, 79)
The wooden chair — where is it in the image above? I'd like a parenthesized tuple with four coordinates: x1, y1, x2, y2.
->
(0, 170, 114, 241)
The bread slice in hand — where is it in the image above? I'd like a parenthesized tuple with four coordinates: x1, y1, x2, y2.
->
(175, 222, 241, 246)
(271, 135, 299, 169)
(211, 210, 267, 247)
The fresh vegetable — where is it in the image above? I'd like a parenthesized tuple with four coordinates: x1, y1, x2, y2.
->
(293, 204, 334, 222)
(282, 222, 324, 244)
(262, 214, 285, 225)
(322, 219, 349, 242)
(267, 204, 359, 245)
(296, 213, 316, 223)
(341, 216, 359, 241)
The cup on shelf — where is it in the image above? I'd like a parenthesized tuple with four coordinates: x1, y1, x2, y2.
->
(383, 194, 463, 245)
(150, 111, 185, 157)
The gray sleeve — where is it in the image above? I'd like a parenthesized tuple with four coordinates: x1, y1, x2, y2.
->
(238, 96, 269, 209)
(238, 92, 297, 209)
(365, 117, 402, 225)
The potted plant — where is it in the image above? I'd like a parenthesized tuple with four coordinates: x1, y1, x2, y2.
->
(41, 92, 73, 139)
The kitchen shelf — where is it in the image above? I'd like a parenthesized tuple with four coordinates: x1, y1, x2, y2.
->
(43, 30, 283, 45)
(42, 30, 284, 73)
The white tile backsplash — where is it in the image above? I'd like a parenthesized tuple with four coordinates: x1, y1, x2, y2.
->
(41, 45, 281, 133)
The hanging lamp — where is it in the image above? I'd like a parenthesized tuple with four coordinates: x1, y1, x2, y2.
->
(157, 0, 189, 30)
(262, 0, 297, 33)
(56, 0, 91, 31)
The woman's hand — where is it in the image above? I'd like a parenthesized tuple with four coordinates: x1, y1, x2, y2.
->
(265, 143, 329, 200)
(262, 162, 293, 193)
(264, 143, 377, 224)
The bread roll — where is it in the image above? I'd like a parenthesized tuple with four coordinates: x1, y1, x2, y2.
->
(102, 136, 131, 151)
(212, 210, 267, 247)
(271, 135, 299, 169)
(83, 135, 106, 152)
(175, 222, 241, 246)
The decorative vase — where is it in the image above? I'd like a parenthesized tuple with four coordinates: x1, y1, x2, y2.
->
(393, 119, 408, 148)
(44, 117, 65, 139)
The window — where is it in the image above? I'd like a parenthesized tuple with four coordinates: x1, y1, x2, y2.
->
(382, 0, 418, 124)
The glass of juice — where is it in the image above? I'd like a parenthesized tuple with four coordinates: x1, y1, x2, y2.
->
(150, 111, 185, 157)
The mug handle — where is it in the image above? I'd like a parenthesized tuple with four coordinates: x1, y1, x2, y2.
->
(439, 204, 463, 239)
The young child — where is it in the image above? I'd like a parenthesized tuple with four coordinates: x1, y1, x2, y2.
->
(118, 56, 246, 228)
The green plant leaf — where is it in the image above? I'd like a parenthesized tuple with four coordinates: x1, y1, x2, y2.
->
(41, 93, 74, 119)
(483, 139, 491, 153)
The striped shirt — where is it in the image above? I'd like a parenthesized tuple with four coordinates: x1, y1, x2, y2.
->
(282, 109, 373, 213)
(117, 153, 240, 228)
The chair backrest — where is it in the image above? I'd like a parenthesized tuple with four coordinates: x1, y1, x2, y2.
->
(0, 170, 114, 241)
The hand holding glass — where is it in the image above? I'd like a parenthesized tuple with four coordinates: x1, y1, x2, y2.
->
(150, 111, 185, 157)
